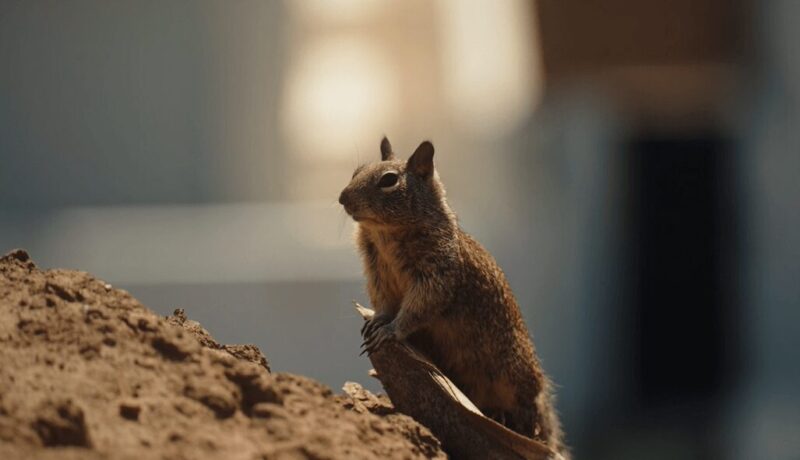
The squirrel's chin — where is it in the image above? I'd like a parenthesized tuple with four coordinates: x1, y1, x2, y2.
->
(352, 216, 381, 226)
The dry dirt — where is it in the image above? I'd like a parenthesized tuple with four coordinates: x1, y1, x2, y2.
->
(0, 249, 445, 459)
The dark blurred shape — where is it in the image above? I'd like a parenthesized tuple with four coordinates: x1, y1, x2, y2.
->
(537, 0, 743, 72)
(630, 136, 738, 407)
(613, 135, 741, 460)
(536, 0, 745, 133)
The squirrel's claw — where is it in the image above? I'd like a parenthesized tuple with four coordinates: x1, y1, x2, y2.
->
(361, 321, 396, 356)
(370, 332, 391, 354)
(362, 313, 391, 340)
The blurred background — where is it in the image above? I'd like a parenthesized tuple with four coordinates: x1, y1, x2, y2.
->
(1, 1, 798, 458)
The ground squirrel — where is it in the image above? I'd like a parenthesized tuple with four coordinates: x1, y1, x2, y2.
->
(339, 138, 566, 455)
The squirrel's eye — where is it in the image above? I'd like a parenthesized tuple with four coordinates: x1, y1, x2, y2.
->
(377, 172, 399, 188)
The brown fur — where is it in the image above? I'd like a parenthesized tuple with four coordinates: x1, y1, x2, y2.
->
(339, 138, 567, 456)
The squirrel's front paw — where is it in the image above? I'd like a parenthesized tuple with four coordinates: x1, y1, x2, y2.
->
(360, 320, 396, 356)
(361, 312, 392, 338)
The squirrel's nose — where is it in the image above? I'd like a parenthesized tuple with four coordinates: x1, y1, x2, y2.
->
(338, 190, 349, 206)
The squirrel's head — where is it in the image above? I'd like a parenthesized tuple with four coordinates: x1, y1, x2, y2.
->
(339, 137, 451, 228)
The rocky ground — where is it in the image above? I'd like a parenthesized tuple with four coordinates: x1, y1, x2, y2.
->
(0, 249, 445, 459)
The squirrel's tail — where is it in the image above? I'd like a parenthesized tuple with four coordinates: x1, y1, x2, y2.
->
(535, 376, 570, 460)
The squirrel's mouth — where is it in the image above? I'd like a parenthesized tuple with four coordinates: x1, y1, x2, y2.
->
(343, 206, 360, 220)
(341, 203, 375, 223)
(350, 213, 376, 224)
(343, 205, 366, 222)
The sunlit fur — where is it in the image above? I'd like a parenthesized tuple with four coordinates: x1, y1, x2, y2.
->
(339, 140, 567, 456)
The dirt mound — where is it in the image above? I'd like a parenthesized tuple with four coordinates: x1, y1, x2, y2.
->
(0, 249, 445, 459)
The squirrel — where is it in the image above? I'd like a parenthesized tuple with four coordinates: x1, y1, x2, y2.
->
(339, 137, 567, 456)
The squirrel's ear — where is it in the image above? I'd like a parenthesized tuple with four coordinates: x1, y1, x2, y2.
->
(380, 136, 395, 161)
(407, 141, 434, 177)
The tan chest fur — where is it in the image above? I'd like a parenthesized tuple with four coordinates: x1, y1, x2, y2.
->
(360, 226, 412, 315)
